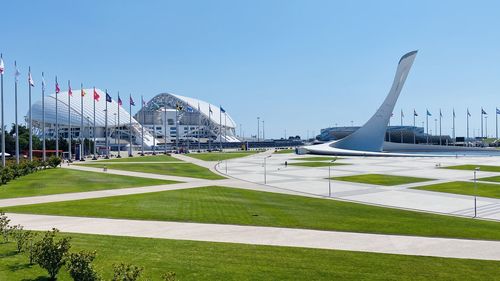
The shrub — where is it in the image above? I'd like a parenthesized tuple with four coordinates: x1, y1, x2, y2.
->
(48, 156, 62, 168)
(67, 250, 101, 281)
(10, 225, 35, 254)
(162, 272, 177, 281)
(0, 166, 14, 184)
(33, 228, 71, 280)
(112, 263, 143, 281)
(0, 211, 11, 242)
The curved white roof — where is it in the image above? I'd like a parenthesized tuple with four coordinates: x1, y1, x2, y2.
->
(29, 89, 138, 127)
(171, 93, 236, 128)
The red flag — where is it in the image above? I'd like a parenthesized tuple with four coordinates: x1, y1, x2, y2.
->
(93, 88, 100, 101)
(118, 96, 123, 106)
(55, 81, 60, 94)
(68, 82, 72, 96)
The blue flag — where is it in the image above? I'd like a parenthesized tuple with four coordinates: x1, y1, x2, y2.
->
(413, 109, 418, 117)
(467, 109, 471, 117)
(497, 108, 500, 115)
(426, 110, 432, 116)
(106, 92, 112, 103)
(220, 106, 226, 113)
(482, 108, 487, 115)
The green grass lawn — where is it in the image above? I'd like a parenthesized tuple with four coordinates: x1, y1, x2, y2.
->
(413, 181, 500, 199)
(274, 149, 294, 154)
(293, 156, 342, 161)
(6, 186, 500, 240)
(80, 163, 225, 180)
(97, 154, 179, 162)
(444, 164, 500, 172)
(0, 169, 178, 199)
(187, 151, 258, 161)
(479, 175, 500, 183)
(1, 232, 498, 281)
(289, 161, 348, 167)
(332, 174, 433, 186)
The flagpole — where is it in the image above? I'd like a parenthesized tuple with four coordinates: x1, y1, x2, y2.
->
(496, 108, 498, 140)
(175, 105, 179, 151)
(481, 108, 484, 139)
(426, 109, 429, 145)
(164, 96, 167, 154)
(28, 67, 33, 161)
(105, 90, 109, 159)
(129, 94, 133, 157)
(453, 109, 456, 145)
(400, 110, 403, 143)
(117, 92, 121, 158)
(208, 107, 212, 151)
(14, 61, 19, 164)
(219, 106, 222, 150)
(80, 84, 84, 161)
(141, 95, 144, 156)
(0, 54, 4, 167)
(55, 76, 59, 158)
(42, 73, 46, 162)
(224, 112, 227, 145)
(152, 106, 156, 155)
(413, 109, 416, 144)
(439, 110, 442, 146)
(467, 109, 470, 146)
(68, 81, 72, 162)
(198, 103, 201, 151)
(92, 87, 97, 160)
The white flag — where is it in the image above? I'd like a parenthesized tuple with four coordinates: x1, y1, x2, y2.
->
(0, 58, 4, 75)
(28, 71, 35, 87)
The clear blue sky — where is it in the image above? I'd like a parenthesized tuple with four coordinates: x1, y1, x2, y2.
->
(1, 0, 499, 139)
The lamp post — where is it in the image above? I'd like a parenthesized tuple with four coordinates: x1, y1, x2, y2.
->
(257, 117, 260, 142)
(328, 158, 337, 197)
(264, 155, 271, 184)
(474, 167, 480, 218)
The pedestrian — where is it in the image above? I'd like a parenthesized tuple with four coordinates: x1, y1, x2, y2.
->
(285, 161, 288, 167)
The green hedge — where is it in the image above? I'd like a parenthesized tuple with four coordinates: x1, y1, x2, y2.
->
(0, 156, 61, 185)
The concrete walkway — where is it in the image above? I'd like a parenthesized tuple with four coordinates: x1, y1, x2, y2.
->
(8, 213, 500, 261)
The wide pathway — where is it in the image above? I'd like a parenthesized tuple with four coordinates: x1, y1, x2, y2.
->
(8, 213, 500, 261)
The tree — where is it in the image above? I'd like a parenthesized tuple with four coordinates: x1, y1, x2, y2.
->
(112, 263, 143, 281)
(0, 211, 11, 242)
(67, 250, 101, 281)
(9, 224, 33, 253)
(48, 156, 62, 168)
(33, 228, 71, 280)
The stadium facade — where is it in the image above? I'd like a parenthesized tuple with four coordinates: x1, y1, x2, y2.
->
(28, 90, 239, 153)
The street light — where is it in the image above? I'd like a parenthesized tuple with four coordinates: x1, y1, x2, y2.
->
(328, 157, 337, 197)
(473, 167, 480, 218)
(264, 155, 271, 184)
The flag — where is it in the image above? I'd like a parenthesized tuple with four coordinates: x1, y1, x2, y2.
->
(481, 108, 487, 115)
(453, 109, 456, 118)
(55, 80, 60, 94)
(186, 106, 194, 113)
(209, 105, 213, 114)
(426, 110, 431, 116)
(118, 95, 123, 106)
(106, 92, 112, 103)
(41, 73, 45, 92)
(390, 112, 394, 117)
(497, 108, 500, 115)
(220, 106, 226, 113)
(439, 109, 442, 118)
(129, 96, 135, 106)
(0, 56, 4, 74)
(81, 88, 86, 97)
(68, 82, 72, 96)
(413, 109, 418, 117)
(400, 109, 404, 118)
(28, 71, 35, 87)
(93, 88, 100, 101)
(14, 63, 20, 82)
(467, 109, 471, 117)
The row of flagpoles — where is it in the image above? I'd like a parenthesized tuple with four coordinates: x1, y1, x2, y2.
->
(0, 53, 148, 166)
(391, 108, 500, 144)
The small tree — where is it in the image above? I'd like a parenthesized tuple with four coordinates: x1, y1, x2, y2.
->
(162, 271, 177, 281)
(26, 231, 39, 265)
(112, 263, 143, 281)
(0, 211, 11, 242)
(33, 228, 71, 280)
(67, 250, 101, 281)
(48, 156, 62, 168)
(9, 224, 33, 253)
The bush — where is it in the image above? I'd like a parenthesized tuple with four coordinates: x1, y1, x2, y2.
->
(0, 166, 14, 185)
(67, 250, 101, 281)
(162, 272, 177, 281)
(48, 156, 62, 168)
(33, 228, 71, 280)
(0, 211, 11, 242)
(112, 263, 143, 281)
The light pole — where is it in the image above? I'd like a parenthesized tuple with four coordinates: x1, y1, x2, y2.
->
(257, 117, 260, 142)
(264, 155, 271, 184)
(328, 158, 337, 197)
(473, 167, 480, 218)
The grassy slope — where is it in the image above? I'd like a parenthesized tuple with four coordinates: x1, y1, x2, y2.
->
(187, 151, 257, 161)
(289, 162, 348, 167)
(332, 174, 433, 186)
(0, 169, 178, 199)
(81, 163, 225, 180)
(293, 156, 341, 161)
(96, 155, 178, 162)
(1, 233, 498, 281)
(6, 186, 500, 240)
(413, 181, 500, 199)
(444, 164, 500, 172)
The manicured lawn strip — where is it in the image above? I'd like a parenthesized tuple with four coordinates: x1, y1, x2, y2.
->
(413, 181, 500, 199)
(1, 233, 498, 281)
(81, 163, 225, 180)
(0, 169, 178, 199)
(293, 156, 342, 161)
(332, 174, 433, 186)
(97, 154, 179, 162)
(6, 186, 500, 240)
(479, 175, 500, 183)
(274, 149, 294, 154)
(444, 164, 500, 172)
(187, 151, 258, 161)
(289, 162, 349, 167)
